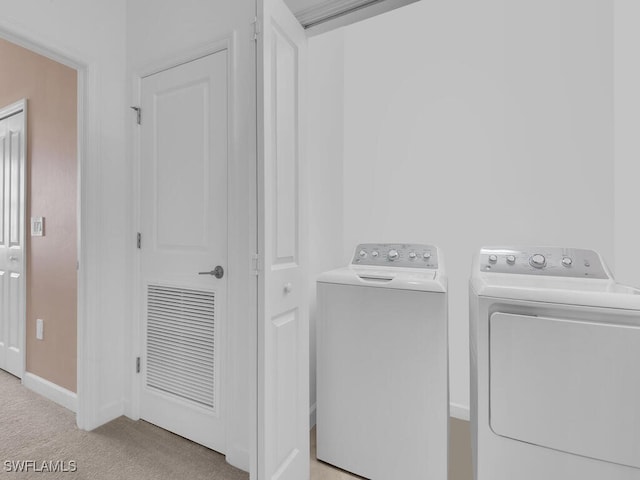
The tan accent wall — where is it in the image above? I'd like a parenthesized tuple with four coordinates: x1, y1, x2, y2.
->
(0, 38, 77, 392)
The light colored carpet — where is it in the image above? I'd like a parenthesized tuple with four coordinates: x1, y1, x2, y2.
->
(0, 370, 248, 480)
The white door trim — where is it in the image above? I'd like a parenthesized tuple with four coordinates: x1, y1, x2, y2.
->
(0, 98, 26, 379)
(0, 23, 90, 429)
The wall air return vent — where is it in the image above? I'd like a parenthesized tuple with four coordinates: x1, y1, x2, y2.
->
(146, 284, 216, 409)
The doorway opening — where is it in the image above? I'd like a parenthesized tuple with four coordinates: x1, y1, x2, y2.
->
(0, 36, 80, 413)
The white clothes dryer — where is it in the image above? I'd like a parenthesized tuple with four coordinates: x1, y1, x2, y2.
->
(470, 246, 640, 480)
(317, 243, 448, 480)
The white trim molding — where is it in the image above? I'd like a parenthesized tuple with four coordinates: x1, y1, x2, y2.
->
(450, 402, 470, 421)
(23, 372, 78, 413)
(299, 0, 419, 35)
(309, 402, 317, 429)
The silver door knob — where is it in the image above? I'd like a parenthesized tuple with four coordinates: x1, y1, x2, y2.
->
(8, 256, 18, 261)
(284, 282, 292, 294)
(199, 266, 224, 279)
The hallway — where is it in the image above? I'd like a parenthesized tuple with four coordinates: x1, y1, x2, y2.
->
(0, 370, 247, 479)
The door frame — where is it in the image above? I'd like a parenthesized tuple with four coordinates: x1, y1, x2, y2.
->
(0, 98, 27, 379)
(0, 27, 88, 426)
(130, 34, 258, 473)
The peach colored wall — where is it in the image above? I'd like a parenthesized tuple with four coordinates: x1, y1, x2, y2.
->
(0, 38, 77, 392)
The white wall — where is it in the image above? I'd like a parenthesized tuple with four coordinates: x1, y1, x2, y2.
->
(307, 29, 345, 426)
(614, 0, 640, 287)
(309, 0, 615, 418)
(0, 0, 130, 429)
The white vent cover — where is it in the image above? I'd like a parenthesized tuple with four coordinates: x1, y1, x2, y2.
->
(146, 284, 216, 409)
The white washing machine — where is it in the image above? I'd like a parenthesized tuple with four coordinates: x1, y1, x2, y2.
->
(470, 246, 640, 480)
(316, 243, 448, 480)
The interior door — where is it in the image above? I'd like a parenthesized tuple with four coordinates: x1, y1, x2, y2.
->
(139, 52, 228, 453)
(0, 104, 26, 379)
(257, 0, 309, 478)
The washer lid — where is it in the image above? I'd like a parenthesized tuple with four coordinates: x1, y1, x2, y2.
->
(317, 266, 446, 293)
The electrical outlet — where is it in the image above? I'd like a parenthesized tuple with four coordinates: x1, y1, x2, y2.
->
(36, 319, 44, 340)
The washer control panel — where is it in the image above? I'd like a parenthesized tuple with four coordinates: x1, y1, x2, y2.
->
(479, 247, 609, 279)
(352, 243, 438, 269)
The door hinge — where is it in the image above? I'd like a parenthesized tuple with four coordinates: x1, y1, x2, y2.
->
(137, 232, 142, 249)
(130, 106, 141, 125)
(136, 357, 141, 374)
(252, 17, 260, 42)
(252, 253, 260, 276)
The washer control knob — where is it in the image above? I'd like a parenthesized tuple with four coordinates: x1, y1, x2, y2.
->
(488, 254, 498, 264)
(530, 254, 546, 268)
(423, 252, 431, 260)
(372, 251, 379, 258)
(409, 252, 417, 259)
(562, 257, 573, 267)
(359, 250, 367, 258)
(388, 249, 399, 261)
(506, 255, 516, 265)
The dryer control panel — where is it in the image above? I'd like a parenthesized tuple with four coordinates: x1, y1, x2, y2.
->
(479, 247, 609, 279)
(352, 243, 438, 269)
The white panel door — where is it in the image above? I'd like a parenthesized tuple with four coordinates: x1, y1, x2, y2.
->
(258, 1, 309, 479)
(0, 104, 26, 379)
(139, 52, 228, 453)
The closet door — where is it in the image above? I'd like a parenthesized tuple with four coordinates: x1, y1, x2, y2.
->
(257, 0, 309, 478)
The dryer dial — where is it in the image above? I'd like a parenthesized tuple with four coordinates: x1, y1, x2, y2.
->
(530, 254, 546, 268)
(388, 249, 399, 261)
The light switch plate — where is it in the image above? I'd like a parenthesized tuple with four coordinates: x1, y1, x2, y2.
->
(36, 319, 44, 340)
(31, 217, 44, 237)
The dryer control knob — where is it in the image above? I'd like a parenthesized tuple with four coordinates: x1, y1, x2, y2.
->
(388, 249, 399, 261)
(359, 250, 367, 258)
(423, 252, 431, 259)
(562, 257, 573, 267)
(506, 255, 516, 265)
(409, 252, 417, 259)
(530, 254, 546, 268)
(372, 251, 379, 258)
(488, 254, 498, 264)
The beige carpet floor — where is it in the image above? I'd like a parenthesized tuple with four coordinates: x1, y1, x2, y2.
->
(0, 370, 248, 480)
(1, 369, 472, 479)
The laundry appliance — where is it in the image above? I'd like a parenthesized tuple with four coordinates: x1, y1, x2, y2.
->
(470, 246, 640, 480)
(316, 243, 448, 480)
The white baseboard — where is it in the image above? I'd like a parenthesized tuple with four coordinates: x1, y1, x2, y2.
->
(309, 402, 317, 428)
(450, 402, 470, 421)
(23, 372, 78, 413)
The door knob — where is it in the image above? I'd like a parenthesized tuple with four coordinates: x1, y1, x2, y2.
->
(199, 266, 224, 279)
(8, 256, 18, 261)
